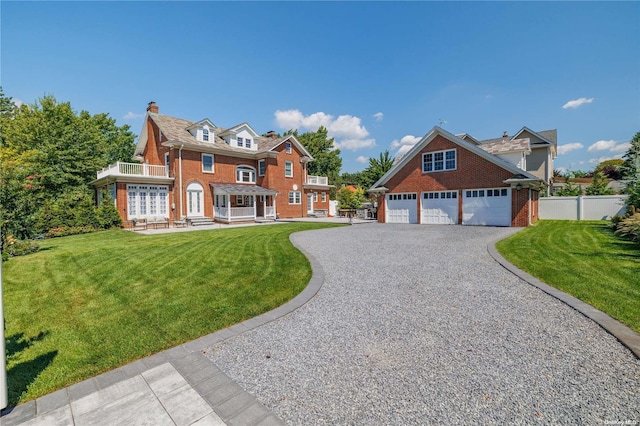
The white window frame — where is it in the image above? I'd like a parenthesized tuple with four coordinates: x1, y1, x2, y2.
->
(321, 192, 326, 202)
(245, 138, 252, 148)
(285, 161, 293, 177)
(237, 195, 244, 205)
(258, 159, 266, 176)
(423, 149, 456, 173)
(236, 165, 256, 183)
(126, 184, 169, 219)
(288, 191, 301, 204)
(313, 192, 318, 202)
(202, 128, 209, 142)
(285, 142, 292, 154)
(202, 153, 214, 173)
(164, 152, 170, 175)
(237, 137, 244, 147)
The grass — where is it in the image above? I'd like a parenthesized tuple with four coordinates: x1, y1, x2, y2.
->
(3, 222, 342, 406)
(496, 220, 640, 333)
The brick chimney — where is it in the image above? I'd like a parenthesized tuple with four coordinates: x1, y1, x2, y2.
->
(147, 101, 159, 113)
(502, 131, 509, 138)
(265, 130, 278, 139)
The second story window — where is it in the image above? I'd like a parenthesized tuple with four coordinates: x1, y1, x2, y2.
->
(202, 128, 209, 142)
(202, 153, 214, 173)
(237, 137, 244, 147)
(236, 165, 256, 183)
(423, 149, 456, 173)
(285, 142, 292, 154)
(245, 138, 252, 148)
(285, 161, 293, 177)
(258, 160, 266, 176)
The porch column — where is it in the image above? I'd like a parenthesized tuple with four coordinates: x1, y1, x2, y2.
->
(273, 195, 277, 219)
(226, 194, 230, 221)
(263, 196, 267, 217)
(253, 195, 257, 219)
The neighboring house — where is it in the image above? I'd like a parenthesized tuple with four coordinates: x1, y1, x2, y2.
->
(92, 102, 332, 225)
(459, 127, 557, 187)
(369, 126, 544, 227)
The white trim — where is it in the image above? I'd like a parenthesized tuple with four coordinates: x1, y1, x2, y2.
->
(370, 126, 541, 192)
(202, 153, 214, 173)
(236, 165, 256, 183)
(285, 161, 293, 177)
(258, 159, 266, 176)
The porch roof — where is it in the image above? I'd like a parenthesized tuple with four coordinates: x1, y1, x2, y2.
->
(210, 183, 278, 196)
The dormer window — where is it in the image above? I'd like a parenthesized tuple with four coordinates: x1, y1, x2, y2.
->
(245, 138, 252, 148)
(238, 137, 243, 147)
(203, 128, 209, 142)
(285, 142, 292, 154)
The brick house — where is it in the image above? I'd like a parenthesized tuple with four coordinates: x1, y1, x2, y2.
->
(369, 126, 544, 227)
(92, 102, 332, 225)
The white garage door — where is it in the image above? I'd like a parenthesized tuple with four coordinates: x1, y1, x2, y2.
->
(421, 191, 458, 224)
(386, 193, 418, 223)
(463, 188, 511, 226)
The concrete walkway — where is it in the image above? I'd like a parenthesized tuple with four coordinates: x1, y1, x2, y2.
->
(2, 223, 639, 424)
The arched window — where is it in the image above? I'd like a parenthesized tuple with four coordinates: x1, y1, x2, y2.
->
(202, 128, 209, 142)
(236, 165, 256, 183)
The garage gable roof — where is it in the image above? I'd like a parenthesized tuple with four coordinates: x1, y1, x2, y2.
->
(370, 126, 540, 191)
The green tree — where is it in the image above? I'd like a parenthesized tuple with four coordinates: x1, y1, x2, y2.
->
(0, 92, 136, 241)
(621, 131, 640, 179)
(585, 171, 614, 195)
(295, 126, 343, 189)
(595, 159, 624, 180)
(362, 150, 395, 189)
(336, 186, 366, 210)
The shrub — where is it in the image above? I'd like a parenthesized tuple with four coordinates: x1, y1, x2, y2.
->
(614, 210, 640, 243)
(45, 226, 98, 238)
(33, 188, 98, 233)
(3, 235, 40, 258)
(96, 198, 122, 229)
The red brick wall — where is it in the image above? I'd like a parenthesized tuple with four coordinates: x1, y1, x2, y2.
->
(266, 143, 306, 218)
(376, 134, 537, 226)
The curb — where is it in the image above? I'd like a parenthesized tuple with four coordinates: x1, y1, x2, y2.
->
(487, 241, 640, 360)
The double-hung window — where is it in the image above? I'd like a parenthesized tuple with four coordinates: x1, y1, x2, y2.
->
(288, 191, 301, 204)
(202, 128, 209, 142)
(245, 138, 252, 148)
(237, 137, 244, 147)
(285, 161, 293, 177)
(321, 192, 326, 202)
(202, 153, 214, 173)
(423, 149, 456, 173)
(285, 142, 292, 154)
(258, 160, 266, 176)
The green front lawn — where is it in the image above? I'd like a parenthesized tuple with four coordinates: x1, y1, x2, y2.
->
(3, 223, 341, 406)
(496, 220, 640, 333)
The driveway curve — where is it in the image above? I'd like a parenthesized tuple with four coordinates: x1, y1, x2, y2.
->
(204, 224, 640, 424)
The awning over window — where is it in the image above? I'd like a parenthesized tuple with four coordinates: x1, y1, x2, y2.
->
(210, 183, 278, 196)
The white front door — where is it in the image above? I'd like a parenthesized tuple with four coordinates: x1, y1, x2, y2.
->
(186, 182, 204, 217)
(307, 193, 314, 214)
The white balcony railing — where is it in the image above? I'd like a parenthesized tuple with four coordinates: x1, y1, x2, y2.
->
(97, 162, 169, 179)
(215, 206, 256, 221)
(306, 175, 328, 186)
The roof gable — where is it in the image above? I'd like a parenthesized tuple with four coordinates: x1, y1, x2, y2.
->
(219, 122, 259, 138)
(512, 126, 555, 146)
(370, 126, 539, 191)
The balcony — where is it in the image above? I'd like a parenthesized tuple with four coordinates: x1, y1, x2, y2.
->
(97, 162, 169, 180)
(306, 175, 329, 186)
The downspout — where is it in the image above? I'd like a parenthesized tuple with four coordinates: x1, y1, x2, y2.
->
(179, 144, 184, 219)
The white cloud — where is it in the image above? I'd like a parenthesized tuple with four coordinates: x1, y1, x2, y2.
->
(390, 135, 421, 156)
(275, 109, 369, 139)
(611, 142, 630, 153)
(557, 142, 584, 155)
(374, 112, 384, 121)
(562, 97, 594, 109)
(123, 111, 145, 120)
(275, 109, 373, 151)
(356, 155, 369, 164)
(588, 139, 617, 152)
(13, 98, 24, 108)
(335, 138, 376, 151)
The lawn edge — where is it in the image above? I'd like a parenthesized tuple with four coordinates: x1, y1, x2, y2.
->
(488, 238, 640, 360)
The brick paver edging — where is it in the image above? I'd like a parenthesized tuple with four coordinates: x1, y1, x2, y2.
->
(488, 241, 640, 359)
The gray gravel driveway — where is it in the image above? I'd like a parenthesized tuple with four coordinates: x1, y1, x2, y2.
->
(205, 224, 640, 424)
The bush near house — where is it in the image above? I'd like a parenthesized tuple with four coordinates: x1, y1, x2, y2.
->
(614, 207, 640, 243)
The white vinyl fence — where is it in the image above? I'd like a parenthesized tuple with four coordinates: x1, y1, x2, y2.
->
(539, 195, 627, 220)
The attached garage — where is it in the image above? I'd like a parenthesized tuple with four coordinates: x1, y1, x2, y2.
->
(462, 188, 511, 226)
(421, 191, 458, 224)
(386, 193, 418, 223)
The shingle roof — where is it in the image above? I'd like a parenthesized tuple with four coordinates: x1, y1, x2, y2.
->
(478, 138, 530, 155)
(149, 113, 289, 156)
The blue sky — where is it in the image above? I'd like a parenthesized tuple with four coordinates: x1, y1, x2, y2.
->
(2, 1, 638, 173)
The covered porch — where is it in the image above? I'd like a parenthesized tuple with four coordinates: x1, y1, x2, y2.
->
(211, 184, 278, 223)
